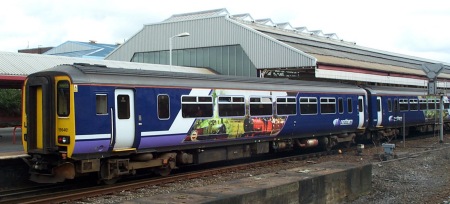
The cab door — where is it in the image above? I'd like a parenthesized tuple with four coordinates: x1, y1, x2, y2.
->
(113, 89, 135, 150)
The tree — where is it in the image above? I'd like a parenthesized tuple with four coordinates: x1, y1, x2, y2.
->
(0, 89, 21, 116)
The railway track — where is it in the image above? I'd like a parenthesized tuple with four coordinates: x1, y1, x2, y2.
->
(0, 149, 336, 204)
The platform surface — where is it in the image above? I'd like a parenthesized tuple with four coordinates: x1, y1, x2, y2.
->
(0, 127, 26, 159)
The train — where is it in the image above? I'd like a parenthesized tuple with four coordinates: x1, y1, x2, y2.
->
(21, 63, 450, 183)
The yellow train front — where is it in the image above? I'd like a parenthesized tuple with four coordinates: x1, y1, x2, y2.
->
(22, 71, 76, 183)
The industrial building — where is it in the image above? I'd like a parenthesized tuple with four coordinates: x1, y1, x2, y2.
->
(106, 8, 450, 88)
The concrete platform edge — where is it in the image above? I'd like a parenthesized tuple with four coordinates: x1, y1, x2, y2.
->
(126, 161, 372, 204)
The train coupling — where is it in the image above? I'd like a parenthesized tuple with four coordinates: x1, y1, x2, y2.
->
(30, 162, 75, 183)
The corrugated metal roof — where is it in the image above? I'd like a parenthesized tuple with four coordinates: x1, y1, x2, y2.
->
(106, 15, 317, 70)
(250, 24, 450, 74)
(0, 51, 216, 76)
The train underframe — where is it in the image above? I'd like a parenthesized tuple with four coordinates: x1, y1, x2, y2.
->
(367, 123, 450, 145)
(26, 132, 359, 184)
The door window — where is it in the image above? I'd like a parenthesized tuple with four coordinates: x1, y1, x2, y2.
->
(117, 95, 130, 119)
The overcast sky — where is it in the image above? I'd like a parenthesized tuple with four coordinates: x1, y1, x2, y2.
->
(1, 0, 450, 63)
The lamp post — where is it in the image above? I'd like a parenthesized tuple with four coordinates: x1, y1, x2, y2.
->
(169, 32, 190, 66)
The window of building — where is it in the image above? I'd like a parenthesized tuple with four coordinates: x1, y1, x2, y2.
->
(300, 97, 318, 115)
(218, 96, 245, 117)
(117, 95, 130, 119)
(399, 99, 409, 111)
(320, 97, 336, 114)
(249, 96, 272, 116)
(96, 94, 108, 115)
(57, 80, 70, 117)
(181, 96, 213, 118)
(276, 97, 297, 115)
(157, 95, 170, 119)
(409, 99, 418, 111)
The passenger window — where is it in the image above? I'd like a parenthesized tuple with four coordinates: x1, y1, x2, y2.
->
(249, 97, 272, 116)
(117, 95, 130, 119)
(409, 99, 418, 111)
(347, 98, 353, 113)
(388, 99, 392, 112)
(419, 99, 427, 110)
(338, 98, 344, 114)
(428, 99, 436, 110)
(181, 96, 213, 118)
(276, 97, 297, 115)
(320, 97, 336, 114)
(57, 80, 70, 117)
(218, 96, 245, 117)
(96, 94, 108, 115)
(399, 99, 409, 111)
(300, 97, 318, 115)
(158, 95, 170, 119)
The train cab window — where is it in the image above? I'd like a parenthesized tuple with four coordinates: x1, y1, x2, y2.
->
(387, 99, 392, 112)
(436, 99, 440, 109)
(96, 94, 108, 115)
(338, 98, 344, 114)
(157, 95, 170, 119)
(399, 99, 409, 111)
(117, 95, 130, 119)
(276, 97, 297, 115)
(249, 97, 272, 116)
(419, 99, 427, 110)
(218, 96, 245, 117)
(347, 98, 353, 113)
(445, 101, 450, 109)
(320, 97, 336, 114)
(57, 80, 70, 117)
(428, 99, 436, 110)
(300, 97, 318, 115)
(409, 99, 418, 111)
(181, 96, 213, 118)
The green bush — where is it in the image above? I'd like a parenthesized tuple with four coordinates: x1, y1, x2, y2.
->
(0, 89, 21, 116)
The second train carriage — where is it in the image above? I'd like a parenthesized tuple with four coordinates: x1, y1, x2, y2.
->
(364, 85, 450, 142)
(22, 63, 370, 183)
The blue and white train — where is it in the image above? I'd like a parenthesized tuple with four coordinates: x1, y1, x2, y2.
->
(21, 63, 449, 183)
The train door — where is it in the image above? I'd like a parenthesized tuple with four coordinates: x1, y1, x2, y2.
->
(358, 96, 365, 129)
(376, 96, 382, 126)
(24, 76, 55, 154)
(113, 89, 135, 150)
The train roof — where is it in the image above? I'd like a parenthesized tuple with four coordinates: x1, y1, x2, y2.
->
(36, 63, 366, 94)
(363, 85, 430, 96)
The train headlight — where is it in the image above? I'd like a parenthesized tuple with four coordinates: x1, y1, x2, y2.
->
(58, 136, 70, 144)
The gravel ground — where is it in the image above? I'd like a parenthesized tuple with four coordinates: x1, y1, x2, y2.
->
(78, 134, 450, 204)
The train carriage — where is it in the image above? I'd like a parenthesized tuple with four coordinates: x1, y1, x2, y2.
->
(22, 63, 368, 183)
(364, 85, 450, 142)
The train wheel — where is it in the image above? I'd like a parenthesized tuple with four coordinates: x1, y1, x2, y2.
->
(156, 166, 172, 176)
(320, 137, 332, 152)
(99, 161, 119, 185)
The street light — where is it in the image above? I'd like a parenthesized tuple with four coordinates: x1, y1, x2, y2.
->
(169, 32, 190, 66)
